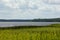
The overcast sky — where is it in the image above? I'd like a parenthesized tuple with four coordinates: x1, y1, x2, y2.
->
(0, 0, 60, 19)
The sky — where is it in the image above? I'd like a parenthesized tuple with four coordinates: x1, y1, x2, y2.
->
(0, 0, 60, 19)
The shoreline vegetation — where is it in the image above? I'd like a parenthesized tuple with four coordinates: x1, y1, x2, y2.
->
(0, 18, 60, 22)
(0, 24, 60, 40)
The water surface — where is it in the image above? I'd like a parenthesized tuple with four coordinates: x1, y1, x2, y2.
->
(0, 22, 60, 27)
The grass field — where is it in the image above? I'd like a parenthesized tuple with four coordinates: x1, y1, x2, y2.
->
(0, 24, 60, 40)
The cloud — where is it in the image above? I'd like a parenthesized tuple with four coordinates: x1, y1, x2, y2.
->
(0, 0, 60, 19)
(1, 0, 41, 9)
(44, 0, 60, 4)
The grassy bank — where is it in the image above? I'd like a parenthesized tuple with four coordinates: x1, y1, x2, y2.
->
(0, 24, 60, 40)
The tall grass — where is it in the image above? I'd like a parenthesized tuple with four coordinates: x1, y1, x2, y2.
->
(0, 24, 60, 40)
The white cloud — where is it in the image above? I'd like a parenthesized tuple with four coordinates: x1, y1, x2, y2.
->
(44, 0, 60, 4)
(1, 0, 42, 9)
(0, 0, 60, 19)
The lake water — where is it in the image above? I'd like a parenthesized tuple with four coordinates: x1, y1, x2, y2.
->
(0, 22, 60, 27)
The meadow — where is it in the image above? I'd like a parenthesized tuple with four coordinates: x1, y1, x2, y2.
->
(0, 24, 60, 40)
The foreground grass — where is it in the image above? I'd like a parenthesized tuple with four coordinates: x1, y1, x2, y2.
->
(0, 24, 60, 40)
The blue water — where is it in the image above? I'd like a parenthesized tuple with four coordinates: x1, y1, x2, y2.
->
(0, 22, 60, 27)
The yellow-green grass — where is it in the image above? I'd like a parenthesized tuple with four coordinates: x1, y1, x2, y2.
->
(0, 24, 60, 40)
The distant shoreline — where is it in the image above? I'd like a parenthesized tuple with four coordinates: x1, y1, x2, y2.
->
(0, 18, 60, 22)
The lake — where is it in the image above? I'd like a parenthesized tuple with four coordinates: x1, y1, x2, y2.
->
(0, 22, 60, 27)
